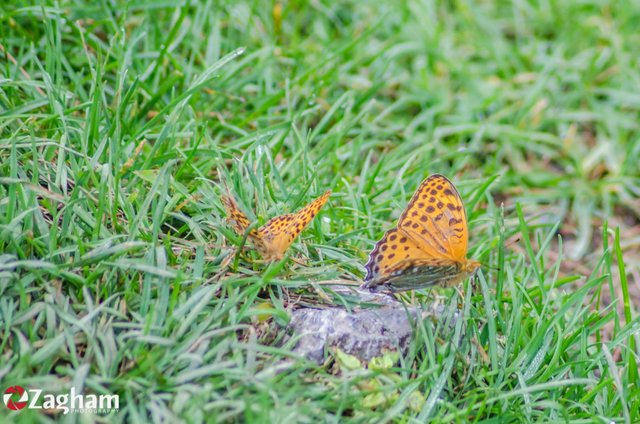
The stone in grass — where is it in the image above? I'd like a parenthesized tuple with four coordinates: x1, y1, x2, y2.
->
(287, 285, 450, 363)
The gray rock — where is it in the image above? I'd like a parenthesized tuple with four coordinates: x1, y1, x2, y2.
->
(287, 285, 447, 363)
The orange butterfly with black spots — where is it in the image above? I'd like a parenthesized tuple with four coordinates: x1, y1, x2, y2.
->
(222, 190, 331, 261)
(361, 174, 479, 293)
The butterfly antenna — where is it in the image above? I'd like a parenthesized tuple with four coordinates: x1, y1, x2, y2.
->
(219, 173, 232, 197)
(478, 236, 521, 271)
(505, 236, 521, 249)
(483, 264, 501, 271)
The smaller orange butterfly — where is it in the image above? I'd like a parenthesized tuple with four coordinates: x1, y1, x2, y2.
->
(361, 174, 479, 293)
(222, 190, 331, 261)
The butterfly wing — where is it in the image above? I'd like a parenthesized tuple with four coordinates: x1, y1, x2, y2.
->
(221, 195, 268, 253)
(258, 190, 331, 260)
(396, 174, 468, 261)
(364, 228, 429, 281)
(362, 258, 467, 293)
(364, 174, 472, 290)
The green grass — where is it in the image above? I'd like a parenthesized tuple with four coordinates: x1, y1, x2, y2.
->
(1, 0, 640, 422)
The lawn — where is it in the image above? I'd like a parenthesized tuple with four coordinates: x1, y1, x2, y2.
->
(1, 0, 639, 422)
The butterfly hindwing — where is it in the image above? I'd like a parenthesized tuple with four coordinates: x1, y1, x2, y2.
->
(363, 258, 464, 293)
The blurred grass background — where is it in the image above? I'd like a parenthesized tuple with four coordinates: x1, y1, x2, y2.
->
(1, 0, 639, 422)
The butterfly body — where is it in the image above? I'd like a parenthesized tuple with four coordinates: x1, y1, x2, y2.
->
(362, 174, 479, 293)
(222, 190, 331, 261)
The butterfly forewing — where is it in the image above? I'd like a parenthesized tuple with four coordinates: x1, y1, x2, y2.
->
(397, 174, 468, 261)
(221, 195, 251, 234)
(364, 228, 428, 281)
(221, 195, 267, 253)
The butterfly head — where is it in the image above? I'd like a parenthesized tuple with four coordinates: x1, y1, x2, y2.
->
(465, 259, 481, 275)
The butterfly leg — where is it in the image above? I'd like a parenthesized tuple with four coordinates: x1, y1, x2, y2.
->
(454, 285, 466, 311)
(290, 255, 308, 267)
(309, 283, 333, 304)
(211, 250, 235, 281)
(220, 248, 236, 269)
(471, 337, 490, 365)
(470, 273, 478, 292)
(431, 292, 445, 312)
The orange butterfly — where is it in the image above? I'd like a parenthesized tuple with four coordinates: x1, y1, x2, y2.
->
(222, 190, 331, 261)
(361, 174, 479, 293)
